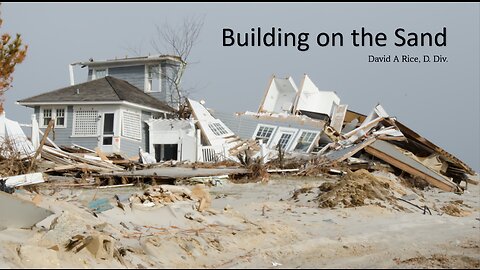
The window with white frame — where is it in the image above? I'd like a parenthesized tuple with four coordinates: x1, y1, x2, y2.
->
(146, 65, 160, 92)
(41, 107, 66, 128)
(276, 133, 293, 150)
(73, 110, 98, 136)
(55, 108, 65, 127)
(94, 69, 107, 79)
(122, 111, 141, 140)
(208, 122, 229, 136)
(254, 125, 275, 144)
(294, 131, 318, 152)
(42, 108, 52, 126)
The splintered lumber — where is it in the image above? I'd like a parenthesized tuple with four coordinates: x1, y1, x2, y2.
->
(40, 151, 74, 165)
(38, 129, 61, 150)
(325, 137, 377, 163)
(29, 119, 55, 172)
(95, 147, 109, 161)
(365, 140, 457, 192)
(104, 167, 248, 179)
(46, 164, 116, 173)
(42, 146, 123, 171)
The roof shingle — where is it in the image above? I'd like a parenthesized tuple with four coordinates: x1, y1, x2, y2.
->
(18, 76, 175, 113)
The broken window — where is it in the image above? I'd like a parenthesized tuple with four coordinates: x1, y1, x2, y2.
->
(73, 110, 98, 136)
(208, 122, 229, 136)
(56, 108, 65, 127)
(122, 111, 141, 140)
(294, 131, 318, 152)
(42, 109, 52, 126)
(277, 133, 293, 150)
(255, 125, 275, 144)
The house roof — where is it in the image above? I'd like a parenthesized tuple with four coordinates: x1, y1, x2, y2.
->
(18, 76, 176, 113)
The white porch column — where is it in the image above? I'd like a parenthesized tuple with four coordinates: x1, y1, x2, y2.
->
(196, 129, 202, 162)
(31, 114, 40, 150)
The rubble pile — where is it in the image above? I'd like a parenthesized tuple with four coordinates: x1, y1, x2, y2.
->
(316, 169, 400, 208)
(441, 201, 472, 217)
(0, 139, 30, 177)
(129, 184, 211, 212)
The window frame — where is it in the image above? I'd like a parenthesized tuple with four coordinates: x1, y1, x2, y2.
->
(40, 106, 67, 128)
(269, 127, 297, 151)
(145, 64, 161, 93)
(276, 132, 294, 151)
(252, 124, 277, 145)
(293, 130, 319, 153)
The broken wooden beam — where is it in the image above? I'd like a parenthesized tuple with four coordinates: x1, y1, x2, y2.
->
(364, 140, 458, 192)
(29, 119, 55, 172)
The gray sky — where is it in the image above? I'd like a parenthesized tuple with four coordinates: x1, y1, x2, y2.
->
(2, 3, 479, 171)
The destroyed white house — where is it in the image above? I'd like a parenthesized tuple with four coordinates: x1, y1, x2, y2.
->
(12, 54, 476, 193)
(215, 74, 342, 156)
(210, 74, 475, 191)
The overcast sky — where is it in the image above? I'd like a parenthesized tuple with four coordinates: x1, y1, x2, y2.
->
(2, 3, 479, 171)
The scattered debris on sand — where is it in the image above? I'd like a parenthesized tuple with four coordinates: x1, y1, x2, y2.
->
(316, 169, 398, 208)
(441, 202, 472, 217)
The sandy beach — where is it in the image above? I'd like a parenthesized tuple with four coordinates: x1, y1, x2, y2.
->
(0, 172, 478, 269)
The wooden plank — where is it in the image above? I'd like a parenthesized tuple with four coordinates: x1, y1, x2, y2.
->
(29, 119, 55, 172)
(46, 163, 115, 173)
(43, 146, 122, 171)
(38, 129, 61, 150)
(376, 135, 407, 141)
(95, 147, 109, 161)
(325, 137, 376, 163)
(72, 144, 96, 153)
(365, 141, 457, 192)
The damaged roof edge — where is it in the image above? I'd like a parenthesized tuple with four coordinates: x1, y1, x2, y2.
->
(393, 119, 475, 175)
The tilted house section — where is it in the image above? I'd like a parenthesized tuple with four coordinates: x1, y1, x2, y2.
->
(293, 74, 341, 120)
(217, 75, 337, 156)
(258, 76, 298, 114)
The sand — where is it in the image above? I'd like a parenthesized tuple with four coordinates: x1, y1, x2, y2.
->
(0, 173, 478, 268)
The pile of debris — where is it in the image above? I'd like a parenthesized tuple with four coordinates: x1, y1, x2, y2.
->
(129, 184, 211, 212)
(293, 104, 475, 194)
(316, 169, 398, 208)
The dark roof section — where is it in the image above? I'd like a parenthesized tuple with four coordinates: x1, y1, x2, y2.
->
(297, 110, 330, 122)
(18, 76, 175, 113)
